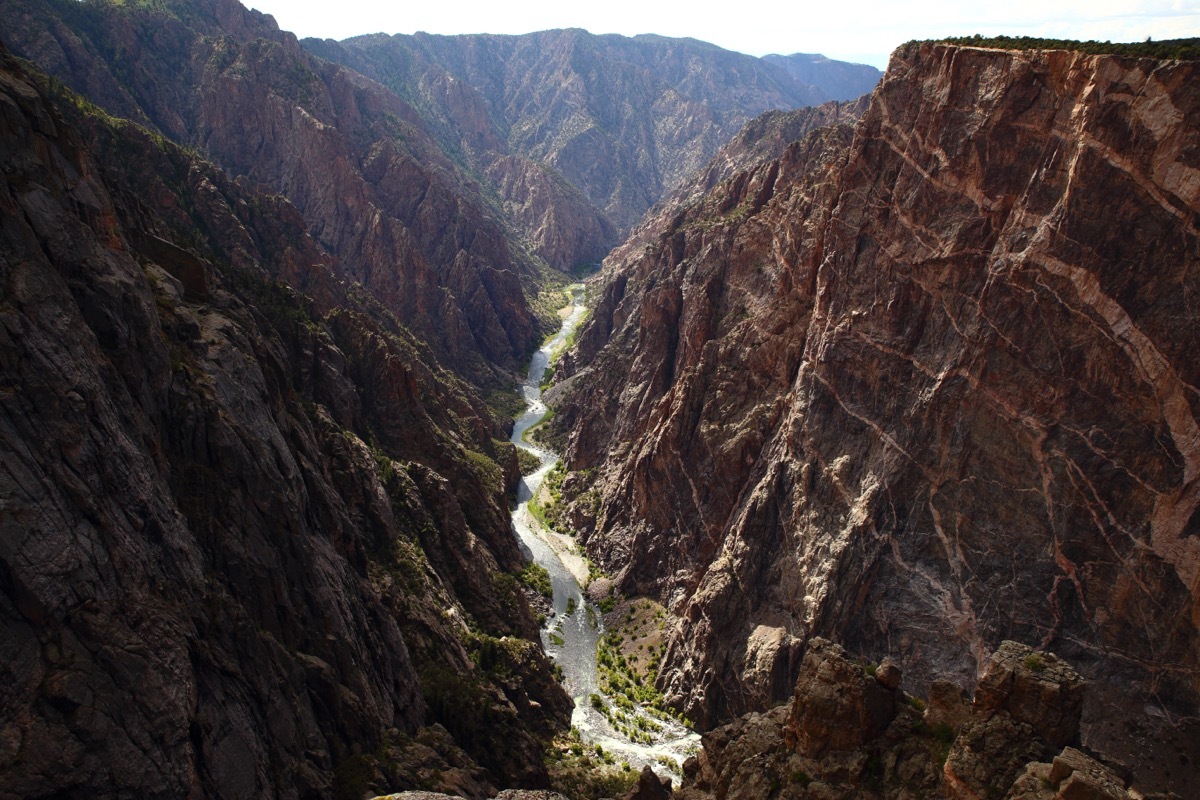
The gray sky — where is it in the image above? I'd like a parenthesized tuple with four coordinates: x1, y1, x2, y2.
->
(247, 0, 1200, 68)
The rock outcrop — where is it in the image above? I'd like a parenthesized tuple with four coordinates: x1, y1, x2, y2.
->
(552, 41, 1200, 791)
(0, 47, 567, 799)
(943, 642, 1086, 800)
(785, 639, 901, 758)
(678, 640, 1139, 800)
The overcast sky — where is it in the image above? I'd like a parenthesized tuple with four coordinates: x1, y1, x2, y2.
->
(246, 0, 1200, 68)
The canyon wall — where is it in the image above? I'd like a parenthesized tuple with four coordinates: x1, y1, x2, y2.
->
(0, 0, 548, 389)
(0, 48, 568, 799)
(553, 42, 1200, 766)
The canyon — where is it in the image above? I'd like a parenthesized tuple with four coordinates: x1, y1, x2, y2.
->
(0, 0, 1197, 798)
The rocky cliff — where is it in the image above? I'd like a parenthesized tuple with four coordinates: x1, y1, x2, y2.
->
(0, 48, 569, 799)
(0, 0, 550, 389)
(307, 31, 876, 264)
(551, 41, 1200, 791)
(679, 639, 1148, 800)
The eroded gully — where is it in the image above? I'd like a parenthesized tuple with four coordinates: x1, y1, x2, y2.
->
(510, 285, 699, 778)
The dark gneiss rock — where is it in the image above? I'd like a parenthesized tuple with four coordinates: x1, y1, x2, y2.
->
(874, 659, 902, 690)
(945, 641, 1091, 799)
(971, 642, 1085, 750)
(0, 46, 567, 800)
(623, 765, 674, 800)
(679, 641, 1134, 800)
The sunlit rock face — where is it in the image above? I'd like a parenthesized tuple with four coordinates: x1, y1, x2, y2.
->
(554, 41, 1200, 763)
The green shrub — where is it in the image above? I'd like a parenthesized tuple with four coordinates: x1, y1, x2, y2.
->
(930, 34, 1200, 60)
(516, 448, 542, 476)
(519, 562, 553, 599)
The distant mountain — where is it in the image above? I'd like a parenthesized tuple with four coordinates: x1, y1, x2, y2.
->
(763, 52, 882, 101)
(307, 30, 875, 264)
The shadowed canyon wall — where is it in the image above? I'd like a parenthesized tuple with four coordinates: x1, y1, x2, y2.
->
(0, 0, 547, 390)
(0, 47, 569, 799)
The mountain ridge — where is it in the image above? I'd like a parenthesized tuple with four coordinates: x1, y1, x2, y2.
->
(305, 28, 880, 265)
(0, 0, 551, 391)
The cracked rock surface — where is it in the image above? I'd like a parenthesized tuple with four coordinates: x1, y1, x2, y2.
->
(552, 42, 1200, 791)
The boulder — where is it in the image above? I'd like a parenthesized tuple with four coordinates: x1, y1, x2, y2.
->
(973, 642, 1085, 749)
(785, 639, 899, 758)
(1004, 747, 1129, 800)
(623, 765, 673, 800)
(925, 679, 972, 734)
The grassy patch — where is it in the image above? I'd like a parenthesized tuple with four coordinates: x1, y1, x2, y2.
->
(524, 406, 557, 447)
(516, 447, 542, 476)
(529, 461, 574, 536)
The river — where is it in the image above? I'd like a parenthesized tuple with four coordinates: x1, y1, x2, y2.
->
(509, 285, 699, 779)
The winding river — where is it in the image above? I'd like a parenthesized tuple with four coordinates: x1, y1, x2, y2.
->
(510, 285, 699, 777)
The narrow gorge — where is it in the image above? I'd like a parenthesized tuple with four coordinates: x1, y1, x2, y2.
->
(511, 287, 700, 777)
(0, 1, 1198, 798)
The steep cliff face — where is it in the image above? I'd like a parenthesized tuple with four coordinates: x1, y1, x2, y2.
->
(307, 31, 871, 265)
(0, 50, 568, 799)
(0, 0, 548, 389)
(553, 42, 1200, 776)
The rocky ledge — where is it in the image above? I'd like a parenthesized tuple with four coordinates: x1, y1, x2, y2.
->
(676, 639, 1159, 800)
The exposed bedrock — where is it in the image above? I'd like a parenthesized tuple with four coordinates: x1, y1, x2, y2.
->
(553, 43, 1200, 783)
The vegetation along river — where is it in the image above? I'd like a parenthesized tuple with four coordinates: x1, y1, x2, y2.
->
(510, 285, 699, 780)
